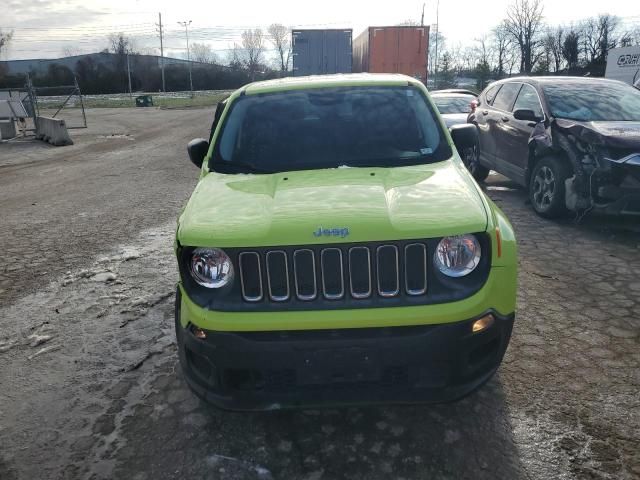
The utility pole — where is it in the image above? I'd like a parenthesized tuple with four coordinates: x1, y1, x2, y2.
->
(421, 3, 425, 27)
(156, 12, 166, 92)
(434, 0, 440, 89)
(127, 53, 133, 98)
(178, 20, 193, 97)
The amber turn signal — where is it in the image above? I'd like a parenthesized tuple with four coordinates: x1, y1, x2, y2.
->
(193, 327, 207, 339)
(472, 314, 495, 333)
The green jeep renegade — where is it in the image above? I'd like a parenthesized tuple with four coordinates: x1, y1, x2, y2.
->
(175, 74, 517, 410)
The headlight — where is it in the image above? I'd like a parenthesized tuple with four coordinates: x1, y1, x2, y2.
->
(434, 234, 481, 277)
(190, 248, 234, 288)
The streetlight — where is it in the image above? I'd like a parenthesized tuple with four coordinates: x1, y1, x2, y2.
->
(178, 20, 194, 97)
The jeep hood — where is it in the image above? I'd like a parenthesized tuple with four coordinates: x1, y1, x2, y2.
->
(178, 162, 488, 247)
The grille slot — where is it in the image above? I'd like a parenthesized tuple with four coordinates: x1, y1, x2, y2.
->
(237, 242, 431, 304)
(376, 245, 400, 297)
(239, 252, 263, 302)
(266, 251, 290, 301)
(293, 249, 317, 301)
(404, 243, 427, 295)
(321, 248, 345, 300)
(349, 247, 372, 299)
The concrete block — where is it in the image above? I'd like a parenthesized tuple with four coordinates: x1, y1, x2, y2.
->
(36, 116, 73, 146)
(0, 119, 16, 140)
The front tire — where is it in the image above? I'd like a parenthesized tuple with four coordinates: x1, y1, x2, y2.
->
(528, 157, 571, 218)
(462, 143, 490, 182)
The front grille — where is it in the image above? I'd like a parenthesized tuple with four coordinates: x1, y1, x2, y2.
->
(238, 242, 428, 303)
(179, 234, 491, 312)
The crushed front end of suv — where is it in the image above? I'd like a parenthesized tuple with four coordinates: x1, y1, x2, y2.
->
(174, 74, 518, 410)
(470, 77, 640, 218)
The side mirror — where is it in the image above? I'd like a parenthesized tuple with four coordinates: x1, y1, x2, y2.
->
(449, 124, 478, 152)
(513, 109, 543, 123)
(187, 138, 209, 169)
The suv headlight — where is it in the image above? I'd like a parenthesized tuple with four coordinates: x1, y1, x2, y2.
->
(190, 248, 234, 288)
(434, 234, 481, 277)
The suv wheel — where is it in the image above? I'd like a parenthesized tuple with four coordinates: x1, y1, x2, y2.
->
(529, 157, 571, 218)
(462, 143, 490, 182)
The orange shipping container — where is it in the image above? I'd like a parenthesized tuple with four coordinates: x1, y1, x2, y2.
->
(353, 26, 429, 82)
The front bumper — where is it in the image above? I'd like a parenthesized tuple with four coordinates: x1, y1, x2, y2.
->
(597, 154, 640, 215)
(175, 289, 514, 410)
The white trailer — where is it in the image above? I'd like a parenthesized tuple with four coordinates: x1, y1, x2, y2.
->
(605, 46, 640, 88)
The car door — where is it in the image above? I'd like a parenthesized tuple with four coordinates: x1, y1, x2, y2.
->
(473, 83, 502, 167)
(496, 84, 545, 185)
(489, 82, 524, 183)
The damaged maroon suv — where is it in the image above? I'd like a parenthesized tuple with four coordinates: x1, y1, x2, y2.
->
(468, 77, 640, 218)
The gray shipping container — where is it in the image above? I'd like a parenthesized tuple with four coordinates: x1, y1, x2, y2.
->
(292, 29, 352, 76)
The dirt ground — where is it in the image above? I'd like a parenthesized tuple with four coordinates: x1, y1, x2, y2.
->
(0, 107, 639, 480)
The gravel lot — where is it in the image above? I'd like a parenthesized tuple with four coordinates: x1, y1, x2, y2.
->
(0, 108, 639, 480)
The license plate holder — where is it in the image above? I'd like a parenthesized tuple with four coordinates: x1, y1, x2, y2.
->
(297, 347, 379, 386)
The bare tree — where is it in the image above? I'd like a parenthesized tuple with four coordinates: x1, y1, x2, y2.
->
(473, 37, 494, 89)
(492, 21, 517, 78)
(107, 33, 136, 92)
(0, 29, 13, 59)
(458, 45, 477, 74)
(619, 32, 635, 48)
(544, 26, 564, 73)
(226, 43, 244, 70)
(534, 41, 551, 74)
(241, 29, 265, 81)
(429, 29, 446, 76)
(191, 42, 216, 64)
(627, 26, 640, 46)
(581, 15, 619, 65)
(474, 36, 495, 67)
(562, 29, 580, 73)
(503, 0, 545, 73)
(108, 33, 136, 56)
(267, 24, 291, 74)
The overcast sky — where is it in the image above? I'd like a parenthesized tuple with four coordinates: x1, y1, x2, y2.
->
(1, 0, 639, 61)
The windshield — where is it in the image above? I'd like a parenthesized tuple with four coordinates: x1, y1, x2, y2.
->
(432, 95, 475, 114)
(213, 86, 451, 174)
(543, 81, 640, 122)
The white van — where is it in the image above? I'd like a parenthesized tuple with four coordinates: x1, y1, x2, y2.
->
(606, 47, 640, 87)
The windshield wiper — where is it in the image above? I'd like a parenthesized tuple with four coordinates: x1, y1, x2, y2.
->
(348, 152, 433, 168)
(214, 160, 274, 174)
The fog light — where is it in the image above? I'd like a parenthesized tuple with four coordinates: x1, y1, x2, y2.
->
(472, 314, 494, 333)
(193, 327, 207, 339)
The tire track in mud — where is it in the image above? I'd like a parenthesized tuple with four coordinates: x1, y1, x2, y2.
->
(0, 108, 210, 307)
(0, 222, 179, 479)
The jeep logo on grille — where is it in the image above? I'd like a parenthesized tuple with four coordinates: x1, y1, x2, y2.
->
(313, 227, 350, 238)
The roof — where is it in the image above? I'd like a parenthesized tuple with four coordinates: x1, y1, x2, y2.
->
(0, 51, 202, 75)
(431, 92, 476, 98)
(432, 88, 478, 96)
(493, 76, 627, 85)
(243, 73, 422, 95)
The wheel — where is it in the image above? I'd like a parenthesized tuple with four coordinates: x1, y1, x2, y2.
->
(528, 156, 572, 218)
(462, 142, 490, 182)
